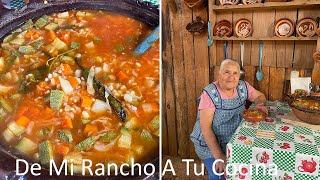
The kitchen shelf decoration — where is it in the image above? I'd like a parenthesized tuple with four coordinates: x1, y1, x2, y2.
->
(219, 0, 240, 5)
(213, 1, 320, 11)
(296, 18, 318, 37)
(213, 20, 233, 37)
(242, 0, 263, 5)
(234, 19, 253, 38)
(274, 18, 295, 38)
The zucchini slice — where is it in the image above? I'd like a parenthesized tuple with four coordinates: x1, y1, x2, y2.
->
(57, 129, 73, 142)
(39, 140, 54, 166)
(50, 90, 64, 110)
(118, 128, 132, 148)
(75, 137, 95, 151)
(16, 137, 37, 155)
(8, 122, 25, 136)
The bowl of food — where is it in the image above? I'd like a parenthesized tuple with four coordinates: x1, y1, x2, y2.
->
(288, 96, 320, 125)
(0, 0, 159, 177)
(242, 109, 267, 122)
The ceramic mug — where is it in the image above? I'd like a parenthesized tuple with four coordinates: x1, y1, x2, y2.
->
(1, 0, 25, 9)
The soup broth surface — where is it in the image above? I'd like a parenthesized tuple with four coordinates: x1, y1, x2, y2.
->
(0, 10, 159, 172)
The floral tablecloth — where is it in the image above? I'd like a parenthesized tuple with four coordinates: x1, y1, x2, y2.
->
(226, 101, 320, 180)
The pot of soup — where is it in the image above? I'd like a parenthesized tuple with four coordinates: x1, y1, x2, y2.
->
(0, 0, 159, 178)
(286, 95, 320, 125)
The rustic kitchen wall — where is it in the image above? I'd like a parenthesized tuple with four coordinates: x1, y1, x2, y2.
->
(162, 0, 320, 158)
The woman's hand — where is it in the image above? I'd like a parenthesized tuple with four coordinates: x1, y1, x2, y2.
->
(215, 153, 226, 179)
(256, 103, 268, 114)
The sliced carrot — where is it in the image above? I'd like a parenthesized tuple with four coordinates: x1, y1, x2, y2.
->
(53, 77, 60, 85)
(27, 107, 40, 118)
(116, 71, 128, 81)
(81, 96, 93, 108)
(48, 30, 56, 41)
(59, 31, 71, 44)
(55, 144, 70, 155)
(80, 89, 90, 96)
(16, 116, 31, 127)
(62, 64, 73, 76)
(43, 107, 54, 119)
(25, 30, 35, 39)
(67, 77, 80, 88)
(16, 106, 29, 118)
(63, 117, 73, 129)
(83, 124, 98, 135)
(33, 33, 39, 39)
(151, 103, 159, 113)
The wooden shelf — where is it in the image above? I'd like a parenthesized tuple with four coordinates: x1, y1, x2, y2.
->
(211, 36, 318, 41)
(213, 1, 320, 12)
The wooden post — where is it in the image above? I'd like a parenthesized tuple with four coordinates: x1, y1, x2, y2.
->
(311, 38, 320, 86)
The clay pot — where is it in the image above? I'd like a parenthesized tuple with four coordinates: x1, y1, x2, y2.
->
(184, 0, 206, 8)
(313, 51, 320, 62)
(186, 16, 206, 36)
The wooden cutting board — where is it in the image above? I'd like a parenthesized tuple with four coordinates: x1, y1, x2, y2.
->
(280, 111, 320, 131)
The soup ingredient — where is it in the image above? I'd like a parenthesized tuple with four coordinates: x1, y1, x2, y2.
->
(16, 137, 37, 155)
(243, 109, 264, 118)
(75, 58, 126, 122)
(292, 99, 320, 110)
(50, 90, 64, 110)
(57, 129, 73, 142)
(0, 10, 159, 173)
(39, 140, 54, 166)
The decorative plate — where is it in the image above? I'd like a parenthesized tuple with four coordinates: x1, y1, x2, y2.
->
(274, 18, 294, 37)
(234, 19, 253, 38)
(242, 0, 263, 5)
(219, 0, 240, 5)
(296, 18, 317, 37)
(213, 20, 232, 37)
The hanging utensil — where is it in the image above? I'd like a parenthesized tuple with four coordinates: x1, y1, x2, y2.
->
(207, 21, 213, 47)
(133, 25, 159, 55)
(256, 41, 264, 81)
(240, 41, 246, 80)
(224, 41, 228, 59)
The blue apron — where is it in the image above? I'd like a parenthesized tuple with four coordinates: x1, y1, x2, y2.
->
(190, 80, 248, 160)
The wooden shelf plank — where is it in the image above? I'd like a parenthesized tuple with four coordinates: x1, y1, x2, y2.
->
(211, 36, 318, 41)
(213, 1, 320, 11)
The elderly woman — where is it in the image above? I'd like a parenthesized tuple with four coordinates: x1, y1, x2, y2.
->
(190, 59, 267, 180)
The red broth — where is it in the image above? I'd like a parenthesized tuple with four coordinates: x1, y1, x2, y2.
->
(0, 10, 159, 173)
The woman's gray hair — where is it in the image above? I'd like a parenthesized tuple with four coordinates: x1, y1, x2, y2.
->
(219, 59, 240, 73)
